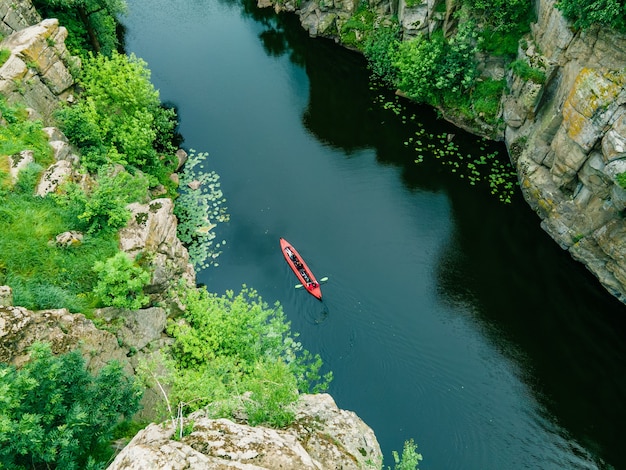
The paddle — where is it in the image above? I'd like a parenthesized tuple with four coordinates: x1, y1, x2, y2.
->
(295, 276, 329, 289)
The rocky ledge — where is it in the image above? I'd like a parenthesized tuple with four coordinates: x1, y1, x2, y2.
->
(107, 393, 382, 470)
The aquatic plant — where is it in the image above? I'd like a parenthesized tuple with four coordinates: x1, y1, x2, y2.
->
(376, 91, 518, 203)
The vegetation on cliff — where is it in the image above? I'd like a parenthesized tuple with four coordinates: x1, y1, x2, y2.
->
(0, 343, 142, 470)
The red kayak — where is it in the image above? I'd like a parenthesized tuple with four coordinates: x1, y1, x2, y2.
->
(280, 237, 322, 300)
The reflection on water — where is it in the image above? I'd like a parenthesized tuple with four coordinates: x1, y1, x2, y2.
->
(123, 0, 626, 468)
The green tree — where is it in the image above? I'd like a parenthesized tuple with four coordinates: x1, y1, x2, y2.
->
(57, 52, 177, 176)
(32, 0, 127, 55)
(0, 343, 142, 469)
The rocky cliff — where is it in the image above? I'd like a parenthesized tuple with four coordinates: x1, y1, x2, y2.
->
(264, 0, 626, 305)
(503, 0, 626, 303)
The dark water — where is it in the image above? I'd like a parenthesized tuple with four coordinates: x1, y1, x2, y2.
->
(123, 1, 626, 468)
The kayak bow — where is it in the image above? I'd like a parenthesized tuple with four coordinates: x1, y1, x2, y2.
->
(280, 237, 322, 300)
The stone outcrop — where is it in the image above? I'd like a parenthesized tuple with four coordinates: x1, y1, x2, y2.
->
(0, 17, 78, 123)
(0, 305, 127, 371)
(118, 198, 196, 301)
(503, 0, 626, 303)
(107, 394, 382, 470)
(0, 0, 40, 37)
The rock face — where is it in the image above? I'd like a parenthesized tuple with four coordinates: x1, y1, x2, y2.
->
(0, 0, 40, 36)
(0, 16, 77, 122)
(503, 0, 626, 303)
(0, 305, 127, 371)
(107, 394, 382, 470)
(118, 198, 196, 299)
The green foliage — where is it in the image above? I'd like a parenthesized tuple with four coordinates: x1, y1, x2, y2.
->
(0, 190, 118, 312)
(0, 98, 53, 167)
(394, 32, 446, 106)
(174, 150, 228, 270)
(162, 286, 332, 427)
(93, 251, 151, 309)
(32, 0, 127, 56)
(339, 5, 377, 49)
(54, 166, 149, 234)
(389, 439, 422, 470)
(509, 59, 546, 84)
(57, 52, 177, 181)
(0, 48, 10, 67)
(0, 342, 142, 470)
(12, 162, 44, 195)
(394, 24, 478, 107)
(363, 23, 401, 84)
(463, 0, 533, 32)
(472, 78, 506, 123)
(556, 0, 626, 32)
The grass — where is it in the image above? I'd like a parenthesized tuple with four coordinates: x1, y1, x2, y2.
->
(0, 48, 11, 67)
(0, 191, 119, 312)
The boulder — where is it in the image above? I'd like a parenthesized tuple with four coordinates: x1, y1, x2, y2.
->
(8, 149, 34, 182)
(0, 18, 77, 123)
(36, 159, 72, 196)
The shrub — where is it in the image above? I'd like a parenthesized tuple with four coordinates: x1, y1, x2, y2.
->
(93, 251, 151, 309)
(509, 59, 546, 84)
(394, 23, 478, 107)
(57, 52, 177, 179)
(463, 0, 533, 32)
(0, 342, 142, 469)
(80, 166, 149, 234)
(556, 0, 626, 32)
(163, 286, 332, 426)
(363, 23, 401, 84)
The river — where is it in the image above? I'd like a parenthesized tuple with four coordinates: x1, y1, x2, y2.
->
(123, 1, 626, 468)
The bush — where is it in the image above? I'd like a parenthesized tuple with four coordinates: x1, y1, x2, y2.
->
(556, 0, 626, 32)
(57, 52, 177, 178)
(93, 251, 151, 309)
(0, 342, 142, 470)
(162, 286, 332, 426)
(509, 59, 546, 84)
(363, 23, 401, 84)
(394, 23, 478, 107)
